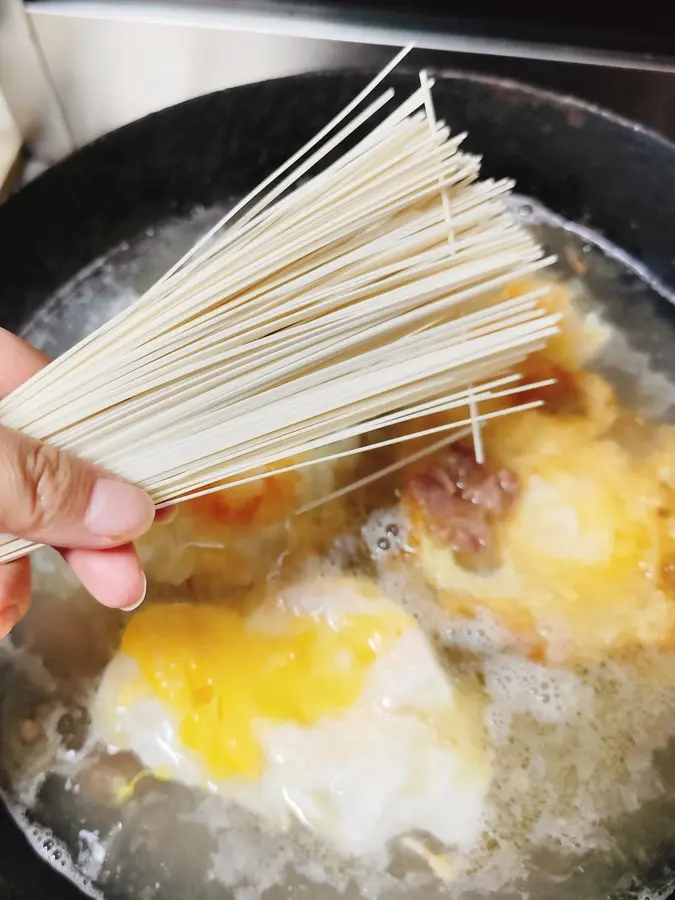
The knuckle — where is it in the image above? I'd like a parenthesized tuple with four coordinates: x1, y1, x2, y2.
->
(20, 441, 75, 533)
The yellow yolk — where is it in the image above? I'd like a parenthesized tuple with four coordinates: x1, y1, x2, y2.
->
(492, 413, 660, 587)
(119, 600, 411, 781)
(186, 467, 300, 528)
(494, 275, 609, 372)
(405, 370, 675, 663)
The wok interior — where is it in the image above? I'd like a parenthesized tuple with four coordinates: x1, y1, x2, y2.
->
(2, 71, 675, 900)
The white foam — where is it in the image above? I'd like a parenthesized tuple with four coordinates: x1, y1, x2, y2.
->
(483, 654, 592, 727)
(361, 508, 411, 560)
(2, 793, 104, 900)
(77, 829, 107, 881)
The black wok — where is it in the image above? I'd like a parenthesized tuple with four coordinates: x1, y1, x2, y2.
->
(1, 68, 675, 900)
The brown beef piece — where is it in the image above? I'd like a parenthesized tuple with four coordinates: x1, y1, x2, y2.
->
(406, 444, 519, 571)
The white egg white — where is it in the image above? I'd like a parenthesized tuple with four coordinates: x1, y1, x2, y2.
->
(92, 579, 492, 858)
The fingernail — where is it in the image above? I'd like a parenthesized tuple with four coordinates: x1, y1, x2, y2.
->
(86, 479, 155, 540)
(154, 505, 178, 526)
(121, 575, 147, 613)
(0, 604, 21, 637)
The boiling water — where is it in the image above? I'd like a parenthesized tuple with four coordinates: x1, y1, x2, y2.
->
(4, 198, 675, 900)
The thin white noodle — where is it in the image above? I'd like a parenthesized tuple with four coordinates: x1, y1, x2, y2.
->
(295, 401, 545, 516)
(0, 50, 558, 562)
(420, 68, 484, 464)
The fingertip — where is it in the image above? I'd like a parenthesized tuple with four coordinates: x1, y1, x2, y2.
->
(84, 479, 156, 543)
(0, 560, 31, 638)
(64, 545, 147, 610)
(121, 574, 147, 612)
(154, 505, 177, 526)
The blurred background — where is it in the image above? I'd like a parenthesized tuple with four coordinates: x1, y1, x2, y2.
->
(3, 0, 675, 197)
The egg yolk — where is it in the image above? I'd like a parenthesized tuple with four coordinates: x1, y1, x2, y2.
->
(120, 600, 410, 781)
(186, 467, 299, 527)
(406, 378, 675, 662)
(500, 417, 660, 585)
(494, 275, 608, 372)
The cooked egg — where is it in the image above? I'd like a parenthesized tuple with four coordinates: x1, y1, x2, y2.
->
(498, 276, 610, 372)
(405, 371, 675, 664)
(93, 575, 491, 857)
(137, 448, 356, 593)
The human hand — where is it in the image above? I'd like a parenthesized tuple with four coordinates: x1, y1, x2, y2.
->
(0, 328, 157, 638)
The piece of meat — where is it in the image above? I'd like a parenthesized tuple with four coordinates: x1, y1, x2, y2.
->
(406, 444, 519, 571)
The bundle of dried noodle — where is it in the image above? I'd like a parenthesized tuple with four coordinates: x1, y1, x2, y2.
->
(0, 49, 558, 562)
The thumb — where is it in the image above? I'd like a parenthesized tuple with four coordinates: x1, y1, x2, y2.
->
(0, 424, 155, 549)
